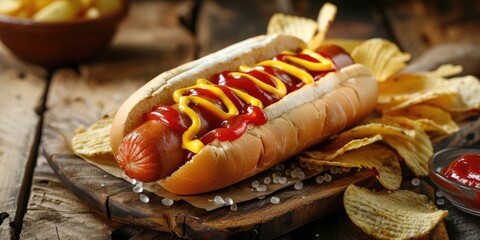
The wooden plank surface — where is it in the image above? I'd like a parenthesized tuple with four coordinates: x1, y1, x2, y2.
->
(19, 1, 195, 239)
(0, 54, 46, 239)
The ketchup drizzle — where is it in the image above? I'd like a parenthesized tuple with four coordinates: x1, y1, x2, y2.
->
(144, 46, 353, 159)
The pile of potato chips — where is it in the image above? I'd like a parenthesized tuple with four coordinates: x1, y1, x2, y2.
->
(0, 0, 123, 22)
(269, 3, 479, 239)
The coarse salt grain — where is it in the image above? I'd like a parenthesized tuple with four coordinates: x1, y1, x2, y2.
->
(279, 177, 287, 184)
(224, 197, 234, 206)
(436, 198, 445, 206)
(264, 177, 271, 184)
(330, 167, 339, 174)
(131, 179, 137, 185)
(297, 171, 305, 179)
(100, 183, 105, 187)
(435, 191, 444, 198)
(214, 195, 225, 205)
(273, 176, 281, 184)
(256, 184, 267, 192)
(133, 185, 143, 193)
(316, 175, 324, 184)
(258, 195, 266, 200)
(139, 194, 149, 203)
(252, 180, 259, 188)
(324, 173, 332, 182)
(291, 170, 298, 178)
(270, 196, 280, 204)
(230, 203, 238, 211)
(285, 169, 292, 177)
(273, 172, 282, 178)
(162, 198, 174, 206)
(294, 181, 303, 190)
(411, 178, 421, 186)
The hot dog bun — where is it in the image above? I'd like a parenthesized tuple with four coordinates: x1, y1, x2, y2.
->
(111, 34, 377, 195)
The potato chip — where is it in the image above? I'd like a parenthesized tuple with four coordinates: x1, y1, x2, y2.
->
(300, 144, 402, 190)
(267, 13, 317, 44)
(321, 38, 365, 54)
(377, 73, 457, 112)
(383, 104, 459, 135)
(332, 123, 432, 176)
(351, 39, 411, 82)
(72, 115, 113, 157)
(302, 134, 383, 160)
(0, 0, 22, 15)
(344, 185, 448, 240)
(425, 75, 480, 112)
(308, 2, 337, 50)
(425, 64, 463, 78)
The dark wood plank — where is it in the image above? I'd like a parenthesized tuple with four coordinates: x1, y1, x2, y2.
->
(0, 58, 46, 238)
(20, 0, 195, 238)
(382, 0, 480, 59)
(197, 0, 391, 57)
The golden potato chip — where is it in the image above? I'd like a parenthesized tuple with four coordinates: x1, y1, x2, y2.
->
(72, 115, 113, 157)
(300, 144, 402, 190)
(321, 38, 365, 54)
(377, 73, 457, 112)
(302, 134, 383, 160)
(425, 64, 463, 78)
(344, 185, 448, 240)
(308, 2, 337, 49)
(333, 123, 432, 176)
(425, 75, 480, 112)
(267, 13, 317, 44)
(0, 0, 22, 15)
(383, 104, 459, 135)
(351, 39, 411, 82)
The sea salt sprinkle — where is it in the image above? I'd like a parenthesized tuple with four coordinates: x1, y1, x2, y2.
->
(139, 194, 149, 203)
(316, 175, 324, 184)
(264, 177, 272, 184)
(279, 177, 288, 184)
(294, 181, 303, 190)
(330, 167, 340, 174)
(270, 196, 280, 204)
(133, 182, 143, 193)
(230, 203, 238, 211)
(411, 178, 421, 186)
(252, 180, 260, 188)
(324, 173, 332, 182)
(214, 195, 225, 205)
(162, 198, 174, 206)
(256, 184, 267, 192)
(435, 191, 444, 198)
(224, 197, 234, 206)
(436, 198, 446, 206)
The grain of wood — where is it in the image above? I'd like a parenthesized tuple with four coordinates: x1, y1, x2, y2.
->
(0, 64, 46, 238)
(20, 156, 125, 239)
(19, 0, 195, 238)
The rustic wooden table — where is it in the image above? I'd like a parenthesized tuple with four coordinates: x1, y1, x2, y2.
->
(1, 0, 479, 239)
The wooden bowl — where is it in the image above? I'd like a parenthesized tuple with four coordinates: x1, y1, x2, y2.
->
(0, 3, 128, 68)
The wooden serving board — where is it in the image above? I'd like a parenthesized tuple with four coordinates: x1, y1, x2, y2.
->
(42, 115, 480, 239)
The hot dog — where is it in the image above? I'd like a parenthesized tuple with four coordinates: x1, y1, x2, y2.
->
(110, 34, 378, 195)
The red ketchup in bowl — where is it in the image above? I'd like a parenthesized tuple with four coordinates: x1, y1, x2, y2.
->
(442, 154, 480, 189)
